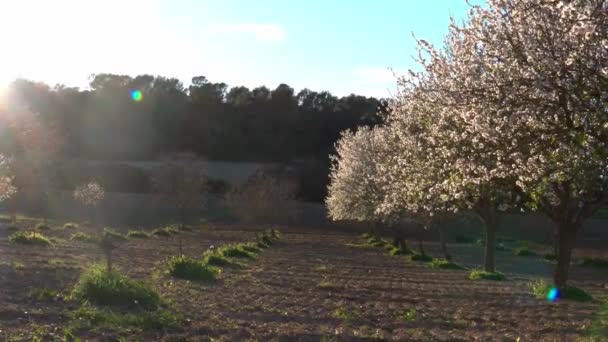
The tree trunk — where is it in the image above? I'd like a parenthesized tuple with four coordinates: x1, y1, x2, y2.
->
(439, 226, 451, 260)
(484, 222, 497, 273)
(554, 223, 578, 288)
(553, 227, 559, 256)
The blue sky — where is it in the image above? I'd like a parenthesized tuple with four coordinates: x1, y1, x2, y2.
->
(0, 0, 480, 98)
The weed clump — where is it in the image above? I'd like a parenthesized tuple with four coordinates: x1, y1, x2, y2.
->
(63, 222, 79, 229)
(9, 231, 52, 246)
(398, 308, 417, 321)
(218, 244, 255, 259)
(202, 250, 243, 268)
(35, 222, 51, 231)
(103, 228, 128, 241)
(126, 230, 150, 239)
(166, 255, 219, 281)
(530, 278, 593, 302)
(72, 264, 160, 308)
(71, 232, 98, 243)
(152, 228, 171, 237)
(469, 269, 506, 281)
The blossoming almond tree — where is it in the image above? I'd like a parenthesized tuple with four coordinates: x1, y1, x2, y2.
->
(74, 182, 105, 223)
(392, 0, 607, 286)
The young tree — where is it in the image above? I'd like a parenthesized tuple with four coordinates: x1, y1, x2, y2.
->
(73, 182, 106, 224)
(152, 152, 207, 229)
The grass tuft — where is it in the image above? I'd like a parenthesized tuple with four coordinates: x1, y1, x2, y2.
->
(389, 247, 412, 256)
(69, 303, 182, 333)
(71, 232, 98, 243)
(430, 258, 465, 270)
(166, 255, 219, 281)
(35, 222, 51, 231)
(515, 247, 537, 257)
(218, 244, 255, 259)
(152, 228, 171, 237)
(126, 230, 150, 239)
(202, 250, 244, 268)
(530, 278, 593, 302)
(72, 264, 160, 308)
(318, 280, 337, 290)
(62, 222, 79, 230)
(103, 228, 128, 241)
(469, 269, 506, 281)
(398, 308, 417, 322)
(9, 231, 52, 246)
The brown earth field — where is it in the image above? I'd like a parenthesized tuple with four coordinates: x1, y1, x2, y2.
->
(0, 220, 607, 341)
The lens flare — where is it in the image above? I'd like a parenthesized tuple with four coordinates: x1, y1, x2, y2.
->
(547, 287, 560, 302)
(130, 90, 143, 102)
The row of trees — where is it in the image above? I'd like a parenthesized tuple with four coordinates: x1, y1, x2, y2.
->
(327, 0, 607, 288)
(3, 75, 386, 162)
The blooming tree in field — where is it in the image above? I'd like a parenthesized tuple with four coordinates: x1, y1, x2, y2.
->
(382, 0, 607, 286)
(0, 155, 17, 203)
(74, 182, 105, 223)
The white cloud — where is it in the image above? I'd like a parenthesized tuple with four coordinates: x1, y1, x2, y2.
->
(207, 23, 286, 42)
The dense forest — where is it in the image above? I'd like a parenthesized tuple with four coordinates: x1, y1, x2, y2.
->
(2, 74, 387, 162)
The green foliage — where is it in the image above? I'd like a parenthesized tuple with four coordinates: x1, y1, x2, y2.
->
(268, 228, 281, 239)
(69, 303, 181, 334)
(530, 278, 593, 302)
(241, 242, 263, 254)
(430, 259, 464, 270)
(126, 230, 150, 239)
(408, 253, 433, 262)
(530, 279, 551, 298)
(218, 244, 255, 259)
(9, 231, 52, 246)
(72, 264, 160, 308)
(366, 236, 389, 248)
(28, 287, 60, 301)
(166, 255, 219, 281)
(71, 232, 98, 243)
(515, 247, 537, 257)
(202, 250, 243, 268)
(398, 308, 417, 322)
(469, 269, 505, 281)
(580, 257, 608, 269)
(103, 228, 128, 241)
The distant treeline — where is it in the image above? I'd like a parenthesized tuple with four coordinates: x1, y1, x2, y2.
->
(3, 74, 387, 162)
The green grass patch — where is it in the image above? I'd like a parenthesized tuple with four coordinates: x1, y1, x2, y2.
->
(166, 255, 219, 281)
(408, 253, 433, 262)
(202, 250, 244, 268)
(580, 257, 608, 269)
(68, 303, 181, 334)
(398, 308, 417, 322)
(28, 287, 60, 301)
(71, 232, 98, 243)
(430, 258, 465, 270)
(469, 269, 506, 281)
(103, 228, 128, 241)
(9, 231, 52, 246)
(218, 244, 255, 259)
(366, 236, 388, 248)
(152, 228, 171, 237)
(241, 242, 263, 254)
(530, 279, 593, 302)
(72, 264, 160, 308)
(515, 247, 537, 257)
(126, 230, 150, 239)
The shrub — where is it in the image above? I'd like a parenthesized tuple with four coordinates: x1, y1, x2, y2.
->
(408, 253, 433, 262)
(515, 247, 537, 257)
(35, 223, 51, 231)
(9, 231, 52, 246)
(166, 255, 219, 281)
(103, 228, 128, 241)
(469, 269, 506, 281)
(126, 230, 150, 239)
(63, 222, 79, 229)
(152, 228, 171, 237)
(580, 257, 608, 269)
(218, 244, 255, 259)
(71, 232, 98, 243)
(430, 259, 464, 270)
(530, 279, 593, 302)
(72, 264, 159, 308)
